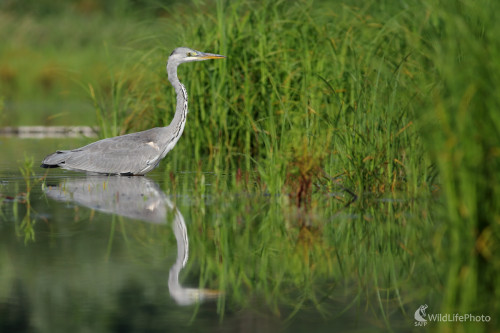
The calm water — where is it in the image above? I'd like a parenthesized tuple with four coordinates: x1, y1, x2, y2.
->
(0, 138, 472, 332)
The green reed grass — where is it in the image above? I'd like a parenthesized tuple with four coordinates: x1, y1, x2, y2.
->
(413, 1, 500, 330)
(11, 0, 495, 330)
(81, 0, 499, 314)
(17, 156, 38, 243)
(149, 0, 497, 329)
(109, 0, 429, 200)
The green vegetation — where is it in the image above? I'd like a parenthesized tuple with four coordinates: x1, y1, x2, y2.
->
(0, 0, 175, 126)
(16, 156, 37, 243)
(1, 0, 499, 331)
(116, 0, 431, 195)
(416, 2, 500, 329)
(120, 0, 500, 330)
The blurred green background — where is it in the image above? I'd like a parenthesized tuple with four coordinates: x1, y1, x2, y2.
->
(0, 0, 179, 126)
(1, 0, 499, 332)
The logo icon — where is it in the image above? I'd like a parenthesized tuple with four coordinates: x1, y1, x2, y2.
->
(414, 304, 428, 322)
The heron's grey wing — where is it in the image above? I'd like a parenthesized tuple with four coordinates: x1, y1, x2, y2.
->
(53, 130, 165, 174)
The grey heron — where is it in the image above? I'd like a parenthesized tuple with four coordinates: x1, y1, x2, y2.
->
(41, 47, 226, 175)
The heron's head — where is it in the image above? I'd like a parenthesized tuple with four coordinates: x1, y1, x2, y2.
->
(169, 47, 226, 65)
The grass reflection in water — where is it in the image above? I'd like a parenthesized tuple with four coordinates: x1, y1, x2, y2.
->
(1, 170, 443, 332)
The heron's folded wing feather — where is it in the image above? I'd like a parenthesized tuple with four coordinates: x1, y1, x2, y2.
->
(63, 134, 162, 174)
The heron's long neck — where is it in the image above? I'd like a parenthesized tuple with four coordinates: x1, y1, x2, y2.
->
(168, 210, 189, 301)
(166, 61, 188, 144)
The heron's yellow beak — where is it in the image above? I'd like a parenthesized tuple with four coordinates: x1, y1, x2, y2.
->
(198, 52, 226, 60)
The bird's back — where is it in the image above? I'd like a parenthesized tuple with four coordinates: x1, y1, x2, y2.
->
(41, 127, 170, 175)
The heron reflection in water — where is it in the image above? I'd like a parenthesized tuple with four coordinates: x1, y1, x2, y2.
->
(44, 176, 220, 305)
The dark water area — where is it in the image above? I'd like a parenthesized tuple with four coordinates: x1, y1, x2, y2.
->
(0, 138, 493, 333)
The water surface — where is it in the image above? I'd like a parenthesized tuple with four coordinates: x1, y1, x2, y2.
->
(0, 138, 452, 332)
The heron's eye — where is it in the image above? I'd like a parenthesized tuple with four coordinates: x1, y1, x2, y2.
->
(187, 52, 194, 57)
